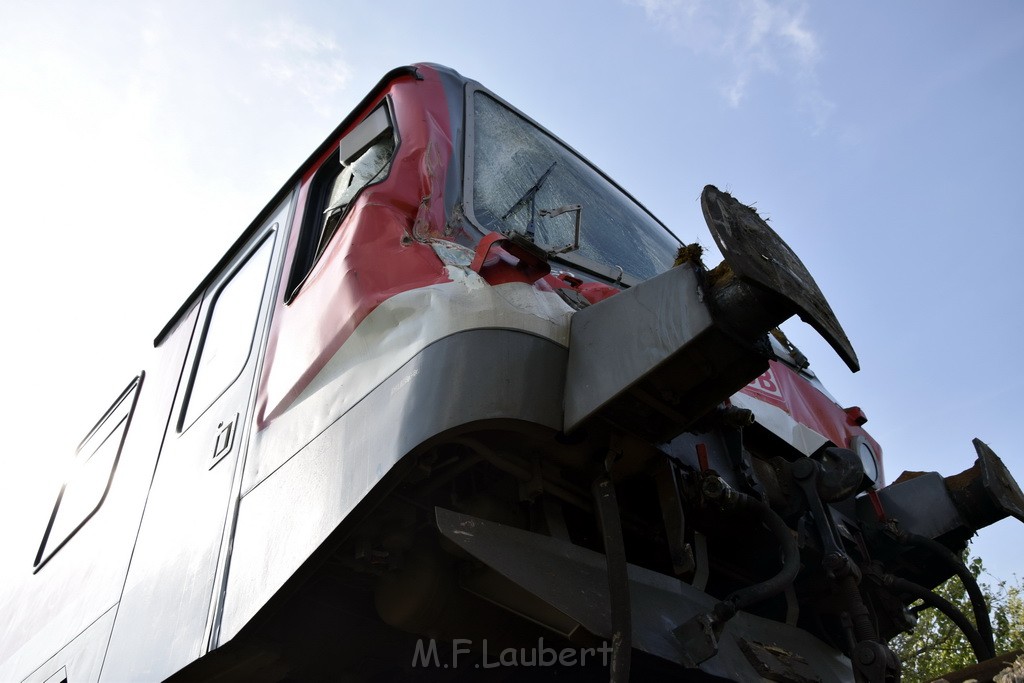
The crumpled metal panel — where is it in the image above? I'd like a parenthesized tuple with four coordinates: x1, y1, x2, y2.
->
(701, 185, 859, 372)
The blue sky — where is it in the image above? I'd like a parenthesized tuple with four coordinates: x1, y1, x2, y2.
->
(1, 0, 1022, 602)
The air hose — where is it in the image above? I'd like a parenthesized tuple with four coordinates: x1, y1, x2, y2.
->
(706, 486, 801, 621)
(899, 531, 995, 658)
(880, 574, 993, 662)
(674, 481, 802, 664)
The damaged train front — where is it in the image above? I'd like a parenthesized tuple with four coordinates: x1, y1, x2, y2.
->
(426, 184, 1024, 682)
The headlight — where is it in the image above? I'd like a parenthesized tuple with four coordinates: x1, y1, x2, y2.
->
(850, 435, 879, 485)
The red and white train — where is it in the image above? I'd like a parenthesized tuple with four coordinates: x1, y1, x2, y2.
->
(2, 63, 1021, 682)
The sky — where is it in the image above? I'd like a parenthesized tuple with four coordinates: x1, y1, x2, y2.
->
(1, 0, 1022, 622)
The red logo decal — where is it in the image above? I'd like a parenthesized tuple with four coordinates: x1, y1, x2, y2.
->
(741, 368, 788, 411)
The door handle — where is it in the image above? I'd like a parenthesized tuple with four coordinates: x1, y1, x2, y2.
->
(211, 413, 238, 469)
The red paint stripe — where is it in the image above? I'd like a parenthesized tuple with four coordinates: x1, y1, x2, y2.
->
(256, 66, 454, 427)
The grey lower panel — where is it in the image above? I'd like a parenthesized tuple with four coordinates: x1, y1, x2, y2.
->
(219, 328, 567, 643)
(19, 606, 116, 683)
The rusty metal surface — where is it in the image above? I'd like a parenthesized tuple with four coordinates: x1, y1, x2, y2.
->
(932, 648, 1024, 683)
(975, 438, 1024, 524)
(739, 638, 822, 683)
(700, 185, 859, 372)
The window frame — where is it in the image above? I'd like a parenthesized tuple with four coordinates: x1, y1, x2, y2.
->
(177, 231, 276, 433)
(461, 84, 680, 286)
(34, 374, 144, 570)
(285, 97, 401, 303)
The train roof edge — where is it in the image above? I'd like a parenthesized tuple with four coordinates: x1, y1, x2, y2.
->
(152, 63, 468, 347)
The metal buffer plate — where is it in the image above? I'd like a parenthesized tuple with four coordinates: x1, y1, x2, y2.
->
(563, 185, 860, 441)
(701, 185, 859, 372)
(563, 263, 766, 440)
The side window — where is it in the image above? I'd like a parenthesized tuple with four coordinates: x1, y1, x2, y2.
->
(179, 235, 275, 429)
(35, 375, 143, 569)
(286, 102, 397, 300)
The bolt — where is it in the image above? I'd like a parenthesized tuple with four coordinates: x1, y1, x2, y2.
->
(792, 458, 816, 480)
(701, 476, 727, 500)
(721, 407, 755, 428)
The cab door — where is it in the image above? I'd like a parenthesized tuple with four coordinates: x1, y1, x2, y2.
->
(101, 208, 285, 682)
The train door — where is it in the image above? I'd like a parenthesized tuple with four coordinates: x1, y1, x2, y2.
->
(100, 206, 287, 682)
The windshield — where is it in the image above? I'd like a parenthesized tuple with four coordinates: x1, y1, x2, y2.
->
(469, 92, 679, 281)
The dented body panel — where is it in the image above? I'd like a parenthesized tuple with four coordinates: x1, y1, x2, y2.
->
(2, 64, 1021, 683)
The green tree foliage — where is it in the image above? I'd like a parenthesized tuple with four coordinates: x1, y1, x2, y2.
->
(891, 552, 1024, 682)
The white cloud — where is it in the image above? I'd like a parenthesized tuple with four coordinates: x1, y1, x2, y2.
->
(628, 0, 833, 130)
(233, 18, 353, 117)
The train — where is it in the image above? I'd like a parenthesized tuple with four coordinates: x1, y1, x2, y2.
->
(2, 63, 1022, 682)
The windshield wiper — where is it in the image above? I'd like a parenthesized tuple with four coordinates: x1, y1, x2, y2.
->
(502, 161, 557, 237)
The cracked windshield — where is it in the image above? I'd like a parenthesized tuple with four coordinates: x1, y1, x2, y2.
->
(471, 92, 680, 282)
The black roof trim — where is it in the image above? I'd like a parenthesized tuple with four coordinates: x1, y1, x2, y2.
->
(153, 65, 424, 347)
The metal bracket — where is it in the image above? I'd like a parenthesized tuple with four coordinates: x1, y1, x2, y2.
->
(593, 474, 632, 683)
(539, 203, 582, 254)
(655, 458, 695, 576)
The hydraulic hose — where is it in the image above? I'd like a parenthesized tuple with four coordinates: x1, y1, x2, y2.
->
(883, 574, 993, 662)
(709, 489, 801, 620)
(675, 484, 802, 664)
(899, 531, 995, 657)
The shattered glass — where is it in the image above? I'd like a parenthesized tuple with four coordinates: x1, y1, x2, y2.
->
(316, 135, 396, 259)
(471, 93, 678, 281)
(327, 136, 396, 215)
